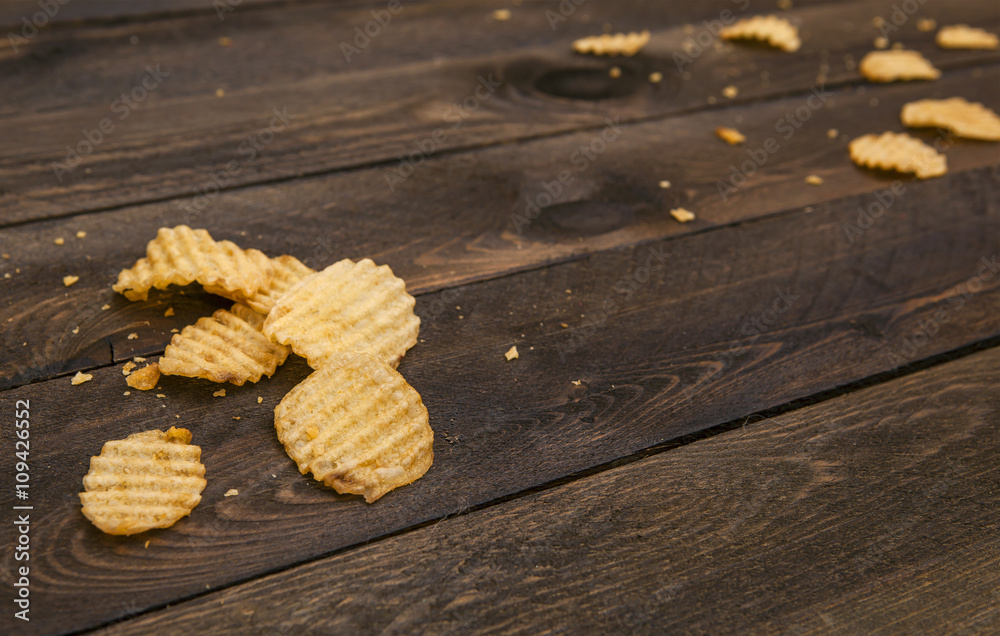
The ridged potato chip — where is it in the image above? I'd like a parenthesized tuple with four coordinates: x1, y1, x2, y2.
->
(901, 97, 1000, 141)
(859, 50, 940, 82)
(80, 427, 206, 535)
(572, 30, 650, 56)
(936, 24, 998, 50)
(263, 258, 420, 369)
(848, 132, 947, 179)
(159, 303, 290, 385)
(113, 226, 272, 302)
(274, 352, 433, 503)
(719, 16, 801, 52)
(205, 254, 315, 315)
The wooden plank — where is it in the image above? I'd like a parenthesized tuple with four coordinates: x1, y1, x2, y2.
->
(100, 348, 1000, 635)
(2, 66, 997, 389)
(0, 163, 996, 634)
(0, 0, 305, 28)
(2, 0, 996, 222)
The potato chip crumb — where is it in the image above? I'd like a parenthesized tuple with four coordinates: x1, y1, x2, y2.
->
(805, 175, 824, 185)
(490, 9, 511, 21)
(76, 231, 87, 239)
(164, 307, 175, 317)
(224, 489, 239, 497)
(126, 363, 161, 391)
(122, 362, 137, 376)
(124, 391, 131, 396)
(72, 326, 80, 334)
(716, 126, 746, 145)
(670, 207, 696, 223)
(936, 24, 999, 50)
(827, 128, 839, 139)
(505, 346, 519, 361)
(213, 389, 226, 397)
(233, 416, 241, 420)
(573, 30, 650, 56)
(63, 275, 79, 287)
(723, 85, 739, 99)
(134, 356, 146, 362)
(171, 328, 179, 333)
(54, 237, 65, 245)
(609, 66, 622, 78)
(874, 36, 889, 49)
(3, 273, 10, 279)
(215, 88, 225, 98)
(658, 180, 671, 189)
(561, 322, 569, 328)
(1, 254, 9, 259)
(257, 396, 263, 404)
(127, 333, 138, 340)
(155, 393, 165, 398)
(649, 71, 663, 83)
(219, 36, 232, 46)
(101, 304, 111, 310)
(144, 540, 150, 548)
(572, 379, 583, 385)
(917, 19, 936, 32)
(71, 371, 93, 385)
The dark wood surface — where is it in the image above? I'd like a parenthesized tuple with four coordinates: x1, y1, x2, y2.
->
(1, 1, 997, 634)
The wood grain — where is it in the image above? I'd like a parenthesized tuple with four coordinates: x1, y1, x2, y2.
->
(2, 66, 998, 390)
(0, 162, 996, 634)
(101, 348, 1000, 635)
(2, 0, 996, 222)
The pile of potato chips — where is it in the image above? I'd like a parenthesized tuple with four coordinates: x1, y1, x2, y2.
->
(80, 226, 433, 535)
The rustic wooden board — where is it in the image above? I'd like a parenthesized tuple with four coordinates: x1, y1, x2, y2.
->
(0, 162, 996, 634)
(2, 66, 998, 390)
(2, 0, 995, 222)
(101, 348, 1000, 635)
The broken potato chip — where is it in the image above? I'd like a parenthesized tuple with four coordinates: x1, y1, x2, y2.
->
(858, 49, 940, 82)
(901, 97, 1000, 141)
(205, 254, 315, 315)
(719, 15, 801, 52)
(848, 132, 947, 179)
(126, 362, 160, 391)
(936, 24, 998, 50)
(263, 258, 420, 369)
(80, 427, 206, 535)
(159, 303, 290, 385)
(113, 226, 272, 302)
(572, 30, 650, 56)
(274, 352, 433, 503)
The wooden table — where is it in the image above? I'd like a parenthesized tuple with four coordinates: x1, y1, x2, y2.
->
(2, 1, 998, 633)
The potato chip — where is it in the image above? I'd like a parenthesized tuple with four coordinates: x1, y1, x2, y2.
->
(113, 226, 272, 302)
(848, 132, 947, 179)
(936, 24, 999, 50)
(126, 362, 160, 391)
(159, 303, 290, 385)
(572, 30, 651, 56)
(80, 427, 206, 535)
(205, 254, 314, 315)
(263, 258, 420, 369)
(719, 16, 801, 52)
(716, 126, 746, 145)
(274, 352, 433, 503)
(901, 97, 1000, 141)
(858, 50, 940, 82)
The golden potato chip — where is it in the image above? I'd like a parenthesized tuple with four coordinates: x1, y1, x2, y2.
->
(716, 126, 746, 145)
(848, 132, 947, 179)
(572, 30, 650, 56)
(858, 50, 940, 82)
(936, 24, 998, 50)
(112, 226, 272, 302)
(205, 254, 315, 315)
(126, 362, 160, 391)
(80, 427, 206, 535)
(274, 352, 433, 503)
(159, 304, 290, 385)
(263, 258, 420, 369)
(901, 97, 1000, 141)
(719, 16, 801, 52)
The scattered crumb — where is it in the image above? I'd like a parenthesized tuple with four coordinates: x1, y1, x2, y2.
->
(827, 128, 839, 139)
(722, 85, 739, 99)
(126, 363, 160, 390)
(144, 540, 150, 548)
(134, 356, 146, 362)
(156, 393, 166, 398)
(101, 304, 110, 310)
(164, 307, 175, 317)
(72, 326, 79, 334)
(71, 372, 93, 385)
(658, 180, 671, 189)
(1, 254, 8, 259)
(505, 346, 519, 361)
(670, 207, 696, 223)
(649, 71, 663, 83)
(123, 391, 131, 396)
(233, 416, 241, 420)
(874, 36, 889, 49)
(561, 323, 569, 328)
(258, 396, 263, 404)
(219, 36, 233, 46)
(3, 273, 9, 279)
(54, 237, 65, 245)
(215, 88, 225, 98)
(872, 17, 885, 28)
(716, 126, 746, 145)
(917, 18, 936, 32)
(127, 332, 138, 340)
(224, 489, 239, 497)
(572, 380, 583, 385)
(490, 8, 511, 21)
(63, 275, 79, 287)
(76, 231, 87, 239)
(609, 66, 622, 78)
(565, 289, 572, 294)
(213, 389, 226, 397)
(805, 175, 824, 185)
(171, 328, 179, 333)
